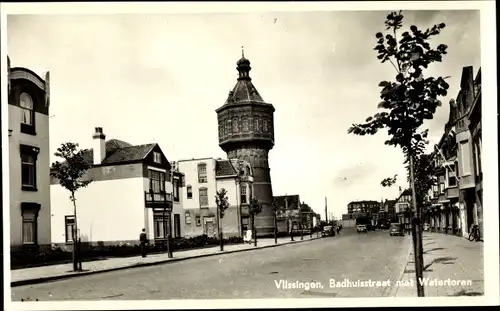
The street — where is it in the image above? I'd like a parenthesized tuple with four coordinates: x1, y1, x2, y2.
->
(12, 230, 410, 300)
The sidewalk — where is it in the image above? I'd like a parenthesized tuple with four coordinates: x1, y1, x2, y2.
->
(394, 232, 484, 297)
(11, 234, 322, 287)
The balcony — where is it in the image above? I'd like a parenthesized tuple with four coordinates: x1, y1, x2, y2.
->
(445, 187, 459, 199)
(145, 191, 173, 208)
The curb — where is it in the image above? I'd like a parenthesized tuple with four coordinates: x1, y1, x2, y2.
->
(11, 236, 322, 287)
(386, 235, 413, 297)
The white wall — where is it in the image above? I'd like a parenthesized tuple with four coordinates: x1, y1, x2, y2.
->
(216, 178, 240, 207)
(9, 106, 51, 247)
(178, 158, 217, 210)
(51, 177, 145, 244)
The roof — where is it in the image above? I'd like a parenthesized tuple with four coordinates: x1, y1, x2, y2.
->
(81, 139, 157, 166)
(273, 195, 300, 209)
(215, 160, 237, 176)
(224, 79, 265, 105)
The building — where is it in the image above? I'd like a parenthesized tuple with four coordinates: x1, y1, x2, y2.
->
(381, 199, 397, 223)
(467, 68, 482, 239)
(50, 127, 184, 247)
(344, 200, 380, 222)
(430, 66, 482, 238)
(215, 51, 276, 237)
(394, 189, 412, 225)
(7, 57, 52, 251)
(273, 195, 301, 234)
(177, 157, 254, 238)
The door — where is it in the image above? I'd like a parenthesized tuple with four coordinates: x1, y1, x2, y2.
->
(204, 216, 215, 237)
(174, 214, 181, 238)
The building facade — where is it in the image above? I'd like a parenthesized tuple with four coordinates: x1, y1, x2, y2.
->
(467, 68, 482, 239)
(177, 157, 254, 238)
(8, 57, 52, 251)
(50, 127, 184, 247)
(273, 195, 301, 234)
(428, 66, 482, 238)
(215, 52, 276, 237)
(395, 189, 412, 225)
(344, 200, 380, 222)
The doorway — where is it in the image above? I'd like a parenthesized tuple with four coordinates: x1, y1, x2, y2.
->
(174, 214, 181, 238)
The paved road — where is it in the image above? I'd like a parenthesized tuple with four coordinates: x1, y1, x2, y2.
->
(12, 230, 410, 300)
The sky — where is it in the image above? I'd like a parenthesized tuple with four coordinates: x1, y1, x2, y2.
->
(6, 9, 481, 219)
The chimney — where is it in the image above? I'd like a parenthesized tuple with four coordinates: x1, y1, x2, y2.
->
(92, 127, 106, 165)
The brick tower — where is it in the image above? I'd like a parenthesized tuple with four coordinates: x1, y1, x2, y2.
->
(216, 50, 276, 237)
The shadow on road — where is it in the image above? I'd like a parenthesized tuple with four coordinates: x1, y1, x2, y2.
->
(423, 247, 446, 254)
(423, 256, 457, 271)
(448, 289, 483, 296)
(301, 290, 338, 297)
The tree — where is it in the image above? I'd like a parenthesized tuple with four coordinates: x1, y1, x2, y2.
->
(50, 142, 93, 271)
(248, 198, 262, 247)
(272, 198, 281, 244)
(215, 188, 230, 251)
(347, 11, 449, 297)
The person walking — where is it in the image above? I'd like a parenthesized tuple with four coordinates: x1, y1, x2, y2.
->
(140, 228, 148, 258)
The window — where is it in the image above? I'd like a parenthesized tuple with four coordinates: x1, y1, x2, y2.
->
(199, 187, 208, 207)
(153, 152, 162, 164)
(447, 165, 457, 187)
(218, 122, 223, 137)
(21, 203, 40, 245)
(20, 145, 38, 190)
(240, 184, 247, 204)
(187, 185, 193, 199)
(439, 182, 445, 193)
(198, 163, 207, 183)
(460, 141, 471, 175)
(254, 118, 260, 132)
(474, 140, 482, 177)
(65, 216, 75, 243)
(232, 118, 239, 132)
(243, 118, 249, 132)
(20, 93, 34, 125)
(226, 119, 231, 135)
(173, 178, 180, 202)
(196, 216, 201, 226)
(263, 119, 268, 132)
(185, 212, 192, 224)
(149, 170, 165, 192)
(22, 213, 36, 244)
(153, 215, 167, 238)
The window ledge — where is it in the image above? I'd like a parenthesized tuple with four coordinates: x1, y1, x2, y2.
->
(200, 206, 209, 209)
(22, 186, 38, 192)
(20, 124, 37, 136)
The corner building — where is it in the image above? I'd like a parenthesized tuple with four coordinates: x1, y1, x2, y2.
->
(215, 53, 276, 237)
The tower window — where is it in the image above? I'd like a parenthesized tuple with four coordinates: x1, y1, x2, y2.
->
(254, 118, 260, 132)
(232, 118, 239, 133)
(242, 117, 249, 132)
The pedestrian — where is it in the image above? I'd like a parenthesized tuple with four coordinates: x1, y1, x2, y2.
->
(140, 228, 148, 257)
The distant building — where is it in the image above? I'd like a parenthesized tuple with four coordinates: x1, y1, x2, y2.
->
(177, 157, 253, 238)
(50, 127, 183, 247)
(8, 57, 52, 251)
(273, 195, 301, 234)
(395, 188, 412, 225)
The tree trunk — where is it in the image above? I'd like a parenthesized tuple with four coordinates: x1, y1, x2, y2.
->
(252, 215, 257, 247)
(71, 194, 79, 272)
(274, 210, 278, 244)
(409, 154, 425, 297)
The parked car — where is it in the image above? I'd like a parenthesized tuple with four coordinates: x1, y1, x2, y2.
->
(322, 226, 335, 237)
(356, 224, 368, 233)
(389, 223, 405, 236)
(366, 224, 376, 231)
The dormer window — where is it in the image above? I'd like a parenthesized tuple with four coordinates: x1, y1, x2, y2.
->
(153, 152, 162, 164)
(20, 93, 34, 125)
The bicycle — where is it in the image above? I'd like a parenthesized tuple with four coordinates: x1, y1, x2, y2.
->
(468, 224, 481, 242)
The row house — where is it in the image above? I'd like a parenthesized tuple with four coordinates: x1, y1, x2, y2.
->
(7, 57, 52, 251)
(425, 66, 482, 238)
(395, 189, 412, 227)
(177, 157, 254, 238)
(50, 127, 185, 248)
(273, 195, 301, 234)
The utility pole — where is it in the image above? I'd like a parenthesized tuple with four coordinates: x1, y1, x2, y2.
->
(325, 197, 328, 224)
